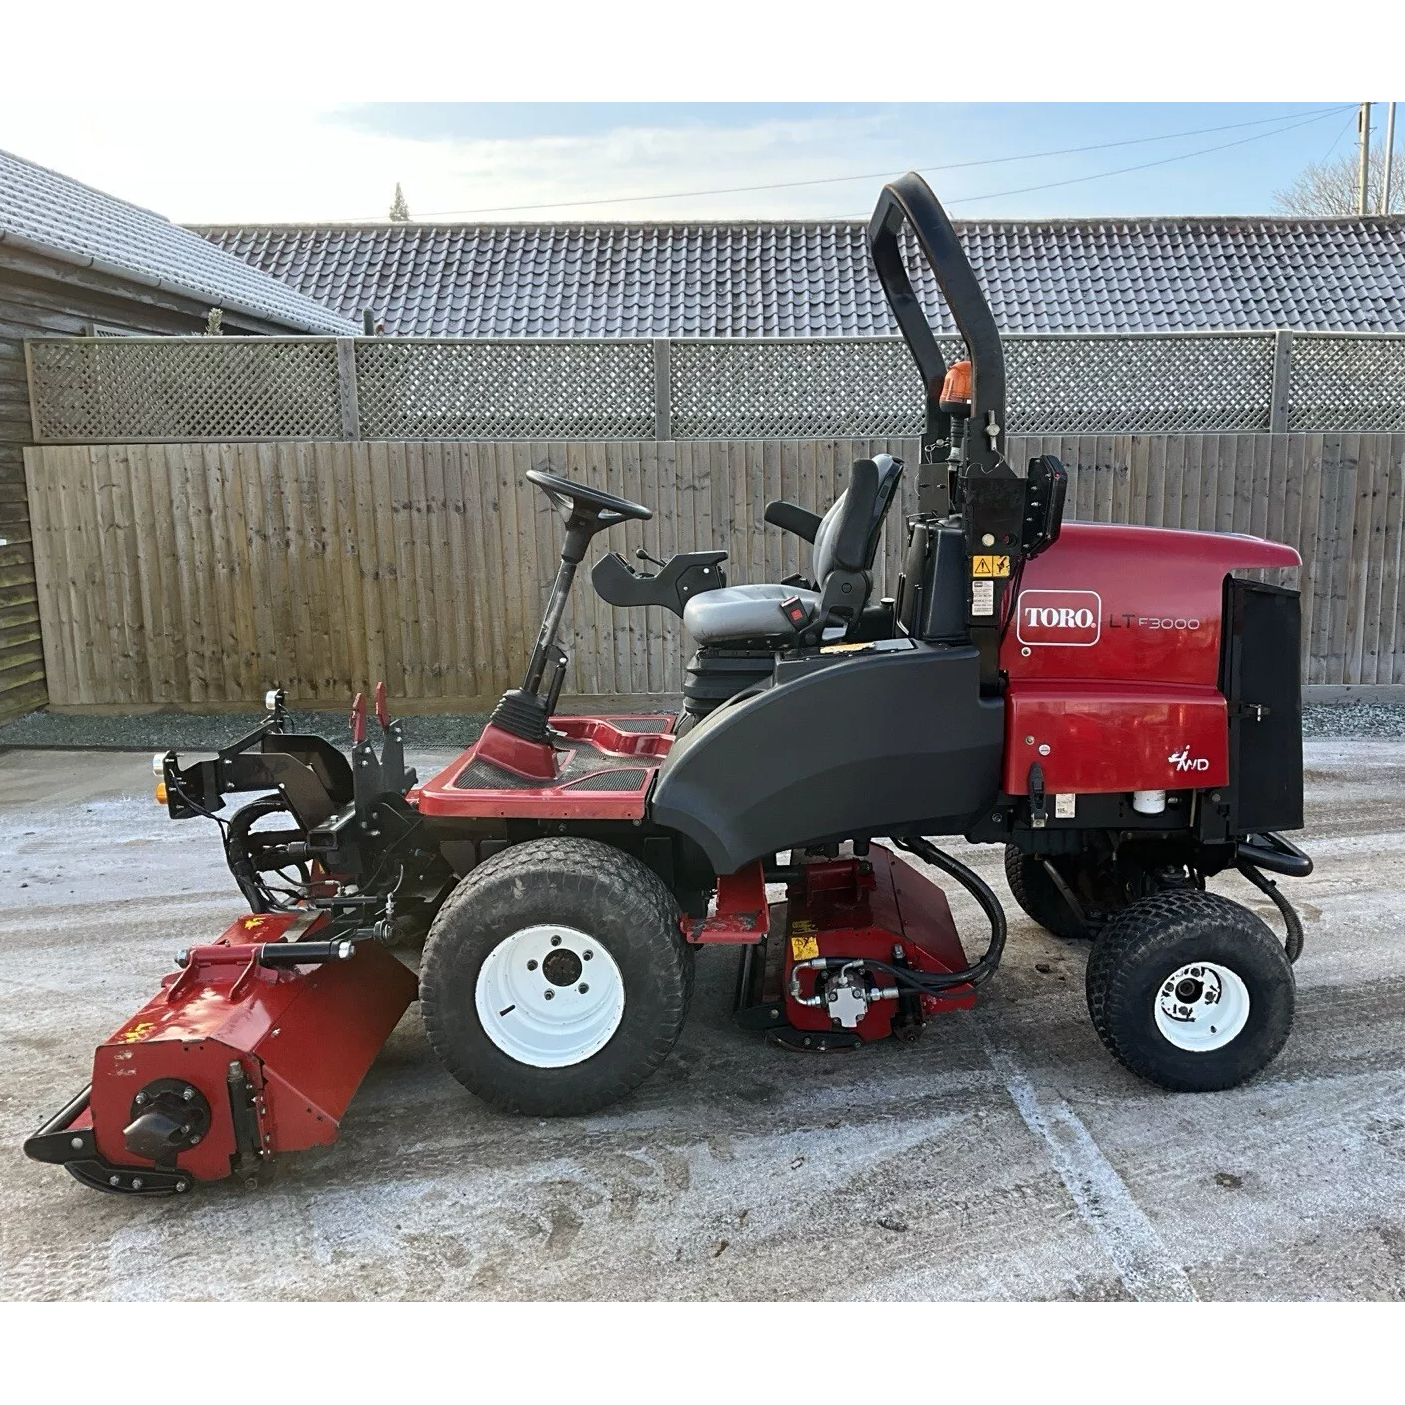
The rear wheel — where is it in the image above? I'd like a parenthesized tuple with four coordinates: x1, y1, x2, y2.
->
(1085, 890, 1294, 1092)
(420, 837, 693, 1115)
(1004, 847, 1091, 939)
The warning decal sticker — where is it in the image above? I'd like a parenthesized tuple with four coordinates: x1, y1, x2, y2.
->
(971, 554, 1011, 577)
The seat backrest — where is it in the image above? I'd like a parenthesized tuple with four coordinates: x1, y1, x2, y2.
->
(812, 454, 904, 582)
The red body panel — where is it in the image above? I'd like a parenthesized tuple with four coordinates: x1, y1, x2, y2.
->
(89, 911, 417, 1183)
(688, 861, 768, 944)
(998, 523, 1299, 794)
(415, 715, 675, 821)
(782, 850, 974, 1040)
(1003, 683, 1228, 794)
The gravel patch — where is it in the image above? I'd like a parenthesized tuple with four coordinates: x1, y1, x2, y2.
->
(1302, 703, 1405, 740)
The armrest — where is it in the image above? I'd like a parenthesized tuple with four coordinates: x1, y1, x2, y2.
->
(764, 500, 823, 543)
(591, 550, 728, 618)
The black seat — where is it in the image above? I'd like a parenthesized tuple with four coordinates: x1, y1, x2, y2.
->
(682, 454, 903, 645)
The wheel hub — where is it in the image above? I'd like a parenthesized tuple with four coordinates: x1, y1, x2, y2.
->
(475, 924, 624, 1068)
(542, 947, 584, 987)
(1154, 961, 1251, 1052)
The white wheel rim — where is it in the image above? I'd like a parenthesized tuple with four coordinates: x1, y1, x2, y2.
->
(1154, 961, 1251, 1052)
(475, 924, 625, 1068)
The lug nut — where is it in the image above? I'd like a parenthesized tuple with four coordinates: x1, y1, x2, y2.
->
(527, 959, 538, 970)
(551, 935, 562, 946)
(583, 950, 593, 960)
(579, 983, 589, 994)
(544, 990, 555, 1000)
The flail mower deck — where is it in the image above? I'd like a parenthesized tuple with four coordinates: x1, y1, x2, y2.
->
(26, 173, 1313, 1196)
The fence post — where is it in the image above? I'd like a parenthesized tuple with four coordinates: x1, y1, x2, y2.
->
(652, 339, 672, 441)
(336, 338, 361, 441)
(1269, 329, 1293, 434)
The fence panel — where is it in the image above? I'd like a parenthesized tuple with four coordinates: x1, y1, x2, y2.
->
(24, 433, 1405, 710)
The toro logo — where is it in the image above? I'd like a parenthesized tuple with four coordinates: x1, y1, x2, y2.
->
(1016, 590, 1102, 647)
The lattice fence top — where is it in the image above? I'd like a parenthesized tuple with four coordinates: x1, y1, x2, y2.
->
(26, 337, 342, 442)
(669, 338, 951, 438)
(1005, 334, 1275, 434)
(24, 331, 1405, 443)
(1289, 333, 1405, 433)
(355, 339, 654, 440)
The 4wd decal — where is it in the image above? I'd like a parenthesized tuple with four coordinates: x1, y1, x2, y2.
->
(1168, 747, 1211, 773)
(1016, 589, 1102, 647)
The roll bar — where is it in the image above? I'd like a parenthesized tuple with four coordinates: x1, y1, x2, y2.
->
(866, 172, 1008, 477)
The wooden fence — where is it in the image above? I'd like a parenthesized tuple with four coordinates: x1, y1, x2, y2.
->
(22, 432, 1405, 711)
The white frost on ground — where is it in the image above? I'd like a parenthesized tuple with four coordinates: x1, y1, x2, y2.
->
(1, 741, 1403, 1300)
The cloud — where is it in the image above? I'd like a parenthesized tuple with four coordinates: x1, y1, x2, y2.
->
(0, 102, 954, 224)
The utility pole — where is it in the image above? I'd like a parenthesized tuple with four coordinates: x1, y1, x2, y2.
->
(1357, 102, 1372, 215)
(1384, 101, 1398, 215)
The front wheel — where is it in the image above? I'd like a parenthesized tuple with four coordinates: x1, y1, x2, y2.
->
(1085, 890, 1294, 1093)
(420, 837, 693, 1116)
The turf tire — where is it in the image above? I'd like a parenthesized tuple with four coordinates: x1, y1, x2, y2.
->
(420, 837, 693, 1116)
(1085, 889, 1294, 1093)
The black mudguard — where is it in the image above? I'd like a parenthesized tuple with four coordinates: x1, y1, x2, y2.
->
(650, 641, 1003, 873)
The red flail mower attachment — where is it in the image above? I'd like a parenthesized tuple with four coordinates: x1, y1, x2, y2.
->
(24, 910, 416, 1195)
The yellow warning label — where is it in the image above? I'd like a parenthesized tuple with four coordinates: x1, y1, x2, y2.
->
(790, 935, 820, 961)
(971, 554, 1011, 578)
(118, 1020, 156, 1045)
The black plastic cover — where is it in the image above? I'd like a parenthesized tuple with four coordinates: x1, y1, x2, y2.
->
(896, 520, 967, 642)
(1221, 578, 1304, 833)
(591, 550, 728, 617)
(650, 641, 1003, 872)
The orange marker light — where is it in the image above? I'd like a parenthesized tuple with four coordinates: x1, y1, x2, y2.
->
(154, 782, 168, 805)
(939, 359, 972, 407)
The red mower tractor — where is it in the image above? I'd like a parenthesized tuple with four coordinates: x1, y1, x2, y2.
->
(26, 174, 1312, 1197)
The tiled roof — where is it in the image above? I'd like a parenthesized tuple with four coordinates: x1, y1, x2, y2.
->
(0, 148, 357, 335)
(196, 216, 1405, 337)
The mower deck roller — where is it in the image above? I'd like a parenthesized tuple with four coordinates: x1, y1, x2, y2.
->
(27, 172, 1314, 1195)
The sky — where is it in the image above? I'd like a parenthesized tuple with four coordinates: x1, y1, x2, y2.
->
(0, 101, 1380, 226)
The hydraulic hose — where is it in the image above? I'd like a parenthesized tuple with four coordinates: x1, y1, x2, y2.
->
(224, 797, 292, 913)
(885, 836, 1008, 989)
(1236, 862, 1304, 964)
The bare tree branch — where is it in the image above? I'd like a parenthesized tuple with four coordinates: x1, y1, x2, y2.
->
(1274, 147, 1405, 216)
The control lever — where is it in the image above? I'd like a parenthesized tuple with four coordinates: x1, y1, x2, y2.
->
(635, 547, 667, 570)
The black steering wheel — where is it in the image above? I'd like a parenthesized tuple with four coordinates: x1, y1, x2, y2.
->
(526, 469, 652, 528)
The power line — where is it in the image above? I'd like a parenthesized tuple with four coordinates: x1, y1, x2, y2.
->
(947, 107, 1348, 207)
(836, 106, 1349, 216)
(398, 105, 1351, 221)
(1319, 109, 1359, 164)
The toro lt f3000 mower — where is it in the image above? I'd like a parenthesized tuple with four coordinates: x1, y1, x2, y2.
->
(25, 173, 1313, 1197)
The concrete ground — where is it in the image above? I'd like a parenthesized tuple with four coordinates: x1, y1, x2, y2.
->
(1, 740, 1403, 1301)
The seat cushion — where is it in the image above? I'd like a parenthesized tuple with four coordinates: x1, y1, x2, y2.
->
(683, 583, 820, 644)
